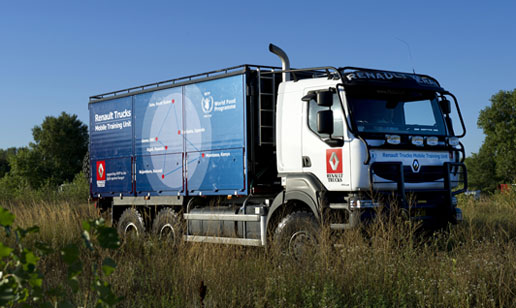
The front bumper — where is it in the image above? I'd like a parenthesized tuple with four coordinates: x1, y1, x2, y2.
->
(354, 161, 466, 227)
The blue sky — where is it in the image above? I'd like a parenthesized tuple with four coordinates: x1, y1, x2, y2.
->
(1, 1, 515, 156)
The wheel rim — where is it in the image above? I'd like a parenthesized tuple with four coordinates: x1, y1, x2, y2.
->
(159, 223, 176, 242)
(288, 230, 316, 259)
(124, 222, 139, 238)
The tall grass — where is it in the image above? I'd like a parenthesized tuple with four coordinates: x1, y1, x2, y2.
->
(2, 192, 516, 307)
(0, 172, 89, 204)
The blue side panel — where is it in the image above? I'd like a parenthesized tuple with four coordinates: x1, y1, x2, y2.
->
(183, 75, 245, 151)
(134, 88, 183, 155)
(133, 87, 184, 195)
(186, 149, 245, 195)
(135, 153, 183, 195)
(89, 73, 248, 197)
(91, 157, 132, 196)
(89, 96, 133, 159)
(89, 96, 133, 196)
(182, 74, 248, 195)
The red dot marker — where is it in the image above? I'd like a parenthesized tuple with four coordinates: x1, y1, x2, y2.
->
(155, 137, 158, 141)
(162, 174, 165, 179)
(202, 153, 205, 158)
(172, 99, 175, 103)
(178, 130, 181, 135)
(165, 145, 168, 150)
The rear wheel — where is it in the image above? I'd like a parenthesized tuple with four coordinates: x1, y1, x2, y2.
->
(273, 211, 319, 260)
(152, 208, 182, 245)
(117, 208, 145, 239)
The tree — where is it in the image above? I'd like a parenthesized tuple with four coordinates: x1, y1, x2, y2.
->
(467, 89, 516, 191)
(465, 141, 500, 192)
(9, 112, 88, 188)
(8, 147, 48, 189)
(0, 148, 18, 178)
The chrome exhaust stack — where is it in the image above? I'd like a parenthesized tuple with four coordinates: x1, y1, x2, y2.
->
(269, 43, 291, 82)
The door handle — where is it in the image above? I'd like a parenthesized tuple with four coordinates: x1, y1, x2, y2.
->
(302, 156, 311, 167)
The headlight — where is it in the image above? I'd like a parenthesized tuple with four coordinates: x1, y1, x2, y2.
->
(386, 134, 401, 145)
(426, 136, 438, 146)
(448, 137, 459, 146)
(411, 136, 424, 146)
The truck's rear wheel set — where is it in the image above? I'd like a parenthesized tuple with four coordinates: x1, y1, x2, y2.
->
(152, 208, 182, 244)
(117, 208, 145, 239)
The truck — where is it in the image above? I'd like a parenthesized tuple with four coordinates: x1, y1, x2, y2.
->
(88, 44, 467, 256)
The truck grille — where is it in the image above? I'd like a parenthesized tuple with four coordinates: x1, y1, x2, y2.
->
(372, 164, 444, 183)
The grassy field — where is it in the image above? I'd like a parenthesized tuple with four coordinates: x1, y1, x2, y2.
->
(2, 193, 516, 307)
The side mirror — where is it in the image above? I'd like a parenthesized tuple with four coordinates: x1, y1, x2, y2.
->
(301, 92, 316, 102)
(317, 91, 333, 107)
(439, 99, 451, 114)
(317, 110, 334, 135)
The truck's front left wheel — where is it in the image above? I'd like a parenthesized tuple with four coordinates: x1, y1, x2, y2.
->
(273, 211, 319, 260)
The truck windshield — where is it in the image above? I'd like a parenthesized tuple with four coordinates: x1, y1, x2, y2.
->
(347, 93, 447, 135)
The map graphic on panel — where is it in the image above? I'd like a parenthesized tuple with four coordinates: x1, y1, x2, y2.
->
(134, 88, 185, 191)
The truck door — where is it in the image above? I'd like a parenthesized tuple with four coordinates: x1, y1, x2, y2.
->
(301, 89, 351, 190)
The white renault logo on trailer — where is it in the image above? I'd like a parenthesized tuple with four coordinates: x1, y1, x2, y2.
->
(98, 163, 104, 178)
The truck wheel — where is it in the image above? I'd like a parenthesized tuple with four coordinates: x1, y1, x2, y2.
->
(117, 208, 145, 239)
(152, 208, 182, 244)
(273, 211, 319, 259)
(82, 151, 90, 180)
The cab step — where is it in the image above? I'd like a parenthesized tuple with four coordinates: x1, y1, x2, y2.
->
(329, 203, 348, 210)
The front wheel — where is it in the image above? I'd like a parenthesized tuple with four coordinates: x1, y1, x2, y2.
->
(273, 211, 319, 260)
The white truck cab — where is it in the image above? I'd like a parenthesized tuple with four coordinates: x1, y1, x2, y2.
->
(271, 54, 466, 231)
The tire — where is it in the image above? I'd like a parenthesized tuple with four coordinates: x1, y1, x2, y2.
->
(273, 211, 319, 260)
(152, 208, 182, 245)
(117, 208, 145, 239)
(82, 151, 90, 180)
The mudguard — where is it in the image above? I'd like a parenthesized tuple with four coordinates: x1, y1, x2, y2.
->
(266, 173, 325, 231)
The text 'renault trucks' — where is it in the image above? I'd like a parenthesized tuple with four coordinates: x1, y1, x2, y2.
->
(89, 44, 467, 253)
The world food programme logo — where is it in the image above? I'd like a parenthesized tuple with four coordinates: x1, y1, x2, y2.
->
(411, 159, 420, 173)
(201, 92, 214, 114)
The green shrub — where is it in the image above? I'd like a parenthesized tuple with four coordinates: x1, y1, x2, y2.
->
(0, 206, 120, 307)
(0, 171, 89, 204)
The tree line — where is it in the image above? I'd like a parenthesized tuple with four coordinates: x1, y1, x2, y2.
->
(465, 89, 516, 192)
(0, 112, 88, 198)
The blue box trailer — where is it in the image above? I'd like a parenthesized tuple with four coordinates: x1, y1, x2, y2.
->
(89, 73, 251, 198)
(89, 61, 292, 248)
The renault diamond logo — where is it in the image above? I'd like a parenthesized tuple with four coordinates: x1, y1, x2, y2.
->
(329, 152, 340, 171)
(98, 163, 104, 178)
(411, 159, 420, 173)
(326, 149, 343, 182)
(96, 161, 106, 188)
